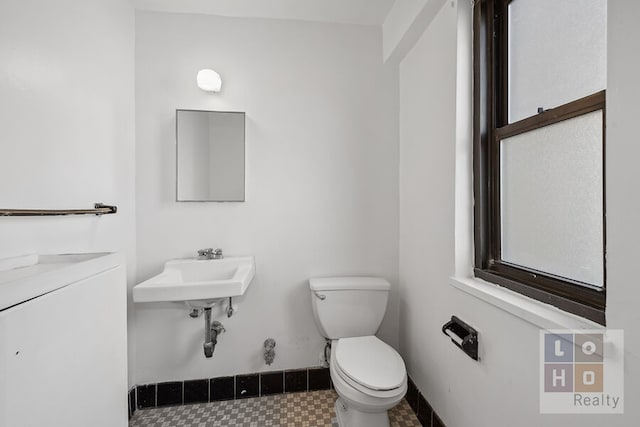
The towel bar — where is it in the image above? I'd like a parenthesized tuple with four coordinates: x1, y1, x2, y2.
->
(0, 203, 117, 217)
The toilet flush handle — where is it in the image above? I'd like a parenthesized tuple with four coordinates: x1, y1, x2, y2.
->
(314, 292, 326, 301)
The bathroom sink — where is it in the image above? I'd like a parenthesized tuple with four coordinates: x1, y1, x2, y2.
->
(133, 256, 255, 305)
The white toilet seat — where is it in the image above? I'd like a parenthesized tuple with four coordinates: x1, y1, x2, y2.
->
(333, 336, 407, 399)
(335, 336, 406, 391)
(335, 361, 406, 400)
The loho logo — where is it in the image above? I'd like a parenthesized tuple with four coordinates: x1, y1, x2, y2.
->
(544, 333, 603, 392)
(539, 329, 624, 414)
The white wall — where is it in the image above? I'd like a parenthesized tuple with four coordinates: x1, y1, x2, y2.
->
(398, 0, 459, 419)
(0, 0, 136, 385)
(135, 11, 399, 384)
(605, 0, 640, 420)
(132, 0, 394, 27)
(398, 1, 640, 426)
(382, 0, 447, 63)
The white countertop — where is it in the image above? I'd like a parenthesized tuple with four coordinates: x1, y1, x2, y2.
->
(0, 252, 123, 311)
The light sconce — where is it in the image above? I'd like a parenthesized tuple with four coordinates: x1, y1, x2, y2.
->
(196, 69, 222, 92)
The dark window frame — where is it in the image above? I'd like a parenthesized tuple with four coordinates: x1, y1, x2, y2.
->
(473, 0, 606, 325)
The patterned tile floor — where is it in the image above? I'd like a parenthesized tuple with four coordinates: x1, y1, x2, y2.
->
(130, 389, 421, 427)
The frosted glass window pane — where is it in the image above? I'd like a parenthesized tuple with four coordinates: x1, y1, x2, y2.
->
(500, 111, 603, 287)
(508, 0, 606, 123)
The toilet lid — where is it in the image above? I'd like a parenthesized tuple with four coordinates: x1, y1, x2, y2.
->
(335, 336, 406, 391)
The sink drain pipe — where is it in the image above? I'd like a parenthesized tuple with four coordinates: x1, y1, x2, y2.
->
(203, 307, 225, 358)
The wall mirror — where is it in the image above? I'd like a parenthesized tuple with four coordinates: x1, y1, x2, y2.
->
(176, 110, 245, 202)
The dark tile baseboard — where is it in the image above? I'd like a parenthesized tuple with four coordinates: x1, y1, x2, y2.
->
(130, 368, 445, 427)
(308, 366, 331, 391)
(210, 376, 234, 401)
(184, 379, 209, 404)
(284, 369, 307, 393)
(260, 371, 284, 395)
(236, 374, 260, 399)
(132, 366, 331, 412)
(404, 376, 446, 427)
(157, 382, 182, 407)
(128, 387, 136, 419)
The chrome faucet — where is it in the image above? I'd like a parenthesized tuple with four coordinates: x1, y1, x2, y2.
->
(197, 248, 223, 260)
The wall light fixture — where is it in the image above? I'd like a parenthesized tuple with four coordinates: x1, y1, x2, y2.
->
(196, 69, 222, 92)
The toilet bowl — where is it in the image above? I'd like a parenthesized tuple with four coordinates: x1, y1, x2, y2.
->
(330, 336, 407, 427)
(309, 277, 407, 427)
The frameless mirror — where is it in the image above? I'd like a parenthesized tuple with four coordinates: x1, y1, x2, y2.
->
(176, 110, 245, 202)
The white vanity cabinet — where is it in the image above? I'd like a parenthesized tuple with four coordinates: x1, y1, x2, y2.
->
(0, 253, 127, 427)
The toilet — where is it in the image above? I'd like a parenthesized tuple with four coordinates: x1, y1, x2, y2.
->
(309, 277, 407, 427)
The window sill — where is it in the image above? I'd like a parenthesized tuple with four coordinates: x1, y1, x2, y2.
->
(449, 276, 604, 330)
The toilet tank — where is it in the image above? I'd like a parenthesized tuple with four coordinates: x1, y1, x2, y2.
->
(309, 277, 390, 339)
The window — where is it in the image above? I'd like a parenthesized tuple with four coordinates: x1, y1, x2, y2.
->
(473, 0, 607, 324)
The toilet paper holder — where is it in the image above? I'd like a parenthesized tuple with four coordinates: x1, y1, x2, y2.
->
(442, 316, 478, 361)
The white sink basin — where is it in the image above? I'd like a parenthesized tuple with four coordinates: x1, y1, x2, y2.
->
(133, 256, 255, 305)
